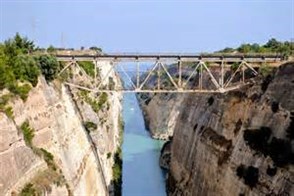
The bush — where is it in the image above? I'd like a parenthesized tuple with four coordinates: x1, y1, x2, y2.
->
(20, 121, 35, 146)
(260, 64, 272, 77)
(83, 121, 97, 133)
(9, 83, 32, 101)
(20, 183, 37, 196)
(98, 92, 108, 107)
(13, 55, 40, 86)
(36, 55, 59, 82)
(107, 152, 112, 159)
(112, 147, 122, 196)
(39, 148, 57, 171)
(78, 61, 96, 77)
(4, 106, 13, 119)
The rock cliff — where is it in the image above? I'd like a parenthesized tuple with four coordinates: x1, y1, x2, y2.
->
(144, 62, 294, 195)
(137, 93, 184, 140)
(0, 61, 122, 196)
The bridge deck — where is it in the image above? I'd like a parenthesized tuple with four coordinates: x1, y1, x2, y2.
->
(56, 53, 284, 63)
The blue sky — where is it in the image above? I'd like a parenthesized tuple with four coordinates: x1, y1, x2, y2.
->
(1, 0, 293, 53)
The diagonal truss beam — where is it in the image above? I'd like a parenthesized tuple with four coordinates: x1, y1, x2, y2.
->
(159, 62, 179, 89)
(201, 62, 221, 90)
(138, 61, 160, 90)
(118, 64, 137, 90)
(182, 62, 201, 88)
(59, 61, 74, 76)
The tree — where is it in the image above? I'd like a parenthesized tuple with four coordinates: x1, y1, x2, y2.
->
(47, 45, 56, 53)
(264, 38, 280, 50)
(14, 55, 40, 86)
(89, 46, 102, 52)
(13, 33, 35, 54)
(237, 44, 252, 53)
(36, 55, 59, 82)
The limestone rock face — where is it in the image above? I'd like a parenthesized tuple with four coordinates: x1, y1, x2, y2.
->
(0, 61, 122, 196)
(137, 93, 185, 140)
(146, 62, 294, 195)
(167, 63, 294, 196)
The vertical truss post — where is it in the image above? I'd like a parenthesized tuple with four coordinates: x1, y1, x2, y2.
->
(178, 58, 182, 88)
(242, 65, 245, 83)
(157, 60, 161, 90)
(221, 60, 224, 88)
(136, 59, 140, 89)
(199, 62, 203, 90)
(93, 59, 97, 87)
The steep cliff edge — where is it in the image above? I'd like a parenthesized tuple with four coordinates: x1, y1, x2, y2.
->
(0, 61, 122, 195)
(145, 62, 294, 195)
(168, 62, 294, 195)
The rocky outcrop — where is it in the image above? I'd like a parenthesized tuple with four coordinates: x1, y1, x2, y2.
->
(0, 61, 122, 196)
(137, 93, 185, 140)
(147, 62, 294, 195)
(160, 140, 172, 170)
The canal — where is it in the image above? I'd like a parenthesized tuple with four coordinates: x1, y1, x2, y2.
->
(122, 92, 166, 196)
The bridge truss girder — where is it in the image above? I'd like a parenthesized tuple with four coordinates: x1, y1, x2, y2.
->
(58, 58, 260, 93)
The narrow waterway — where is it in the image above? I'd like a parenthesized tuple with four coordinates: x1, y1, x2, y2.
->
(122, 93, 166, 196)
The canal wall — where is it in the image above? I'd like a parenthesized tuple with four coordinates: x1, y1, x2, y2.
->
(0, 61, 122, 196)
(141, 62, 294, 195)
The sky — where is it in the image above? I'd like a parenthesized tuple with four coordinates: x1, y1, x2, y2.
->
(0, 0, 293, 53)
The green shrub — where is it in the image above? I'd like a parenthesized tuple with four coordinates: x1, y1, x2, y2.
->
(0, 94, 13, 109)
(83, 121, 97, 133)
(260, 64, 272, 77)
(98, 92, 108, 107)
(78, 61, 96, 77)
(112, 147, 122, 196)
(36, 54, 59, 82)
(13, 55, 40, 86)
(20, 183, 37, 196)
(107, 152, 112, 159)
(39, 148, 57, 171)
(4, 106, 13, 119)
(20, 121, 35, 146)
(9, 83, 32, 101)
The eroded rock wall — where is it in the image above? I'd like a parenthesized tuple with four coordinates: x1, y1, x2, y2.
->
(137, 93, 184, 140)
(167, 63, 294, 195)
(0, 61, 122, 196)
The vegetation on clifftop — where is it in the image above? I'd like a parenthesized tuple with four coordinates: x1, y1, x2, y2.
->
(218, 38, 293, 58)
(0, 33, 60, 104)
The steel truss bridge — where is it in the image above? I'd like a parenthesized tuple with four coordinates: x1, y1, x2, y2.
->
(57, 53, 284, 93)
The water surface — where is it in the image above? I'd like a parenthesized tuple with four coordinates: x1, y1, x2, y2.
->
(122, 93, 166, 196)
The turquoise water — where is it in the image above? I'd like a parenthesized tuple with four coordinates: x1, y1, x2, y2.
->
(122, 93, 166, 196)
